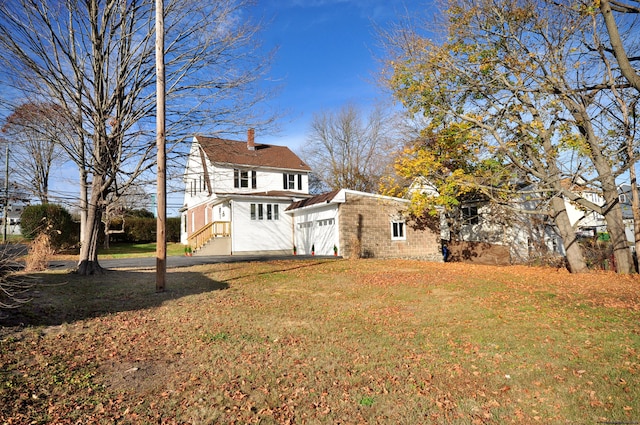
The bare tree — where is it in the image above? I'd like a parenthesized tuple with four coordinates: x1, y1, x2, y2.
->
(1, 103, 68, 204)
(302, 103, 401, 193)
(0, 0, 273, 275)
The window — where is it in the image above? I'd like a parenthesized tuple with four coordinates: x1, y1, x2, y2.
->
(462, 206, 479, 225)
(283, 173, 302, 190)
(392, 221, 405, 240)
(235, 169, 256, 188)
(250, 203, 280, 221)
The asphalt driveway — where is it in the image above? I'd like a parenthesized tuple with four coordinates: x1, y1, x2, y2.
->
(49, 254, 339, 271)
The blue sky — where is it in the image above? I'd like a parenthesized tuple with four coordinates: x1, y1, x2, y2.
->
(251, 0, 433, 152)
(47, 0, 434, 216)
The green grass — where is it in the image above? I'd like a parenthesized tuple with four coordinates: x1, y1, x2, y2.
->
(2, 260, 640, 424)
(99, 241, 185, 258)
(53, 241, 185, 259)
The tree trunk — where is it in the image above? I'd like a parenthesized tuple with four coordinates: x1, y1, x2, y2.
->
(630, 166, 640, 272)
(568, 101, 634, 273)
(77, 177, 104, 275)
(78, 166, 88, 247)
(550, 196, 588, 273)
(601, 187, 634, 273)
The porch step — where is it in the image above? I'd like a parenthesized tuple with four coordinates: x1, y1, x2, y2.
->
(194, 236, 231, 256)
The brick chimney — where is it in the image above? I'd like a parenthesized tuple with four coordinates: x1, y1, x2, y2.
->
(247, 128, 255, 150)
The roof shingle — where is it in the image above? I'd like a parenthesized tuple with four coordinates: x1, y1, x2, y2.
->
(196, 135, 311, 171)
(286, 189, 341, 211)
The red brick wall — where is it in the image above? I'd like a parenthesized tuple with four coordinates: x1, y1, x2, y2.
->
(186, 204, 207, 238)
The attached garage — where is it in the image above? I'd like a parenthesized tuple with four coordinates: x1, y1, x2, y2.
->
(287, 189, 442, 261)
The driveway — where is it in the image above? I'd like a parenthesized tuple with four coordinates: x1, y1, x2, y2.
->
(49, 254, 340, 270)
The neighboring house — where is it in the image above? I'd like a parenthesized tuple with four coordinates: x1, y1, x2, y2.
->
(451, 179, 638, 262)
(2, 202, 26, 235)
(561, 180, 607, 238)
(618, 184, 637, 247)
(181, 130, 443, 260)
(286, 189, 442, 260)
(181, 130, 312, 255)
(454, 198, 562, 263)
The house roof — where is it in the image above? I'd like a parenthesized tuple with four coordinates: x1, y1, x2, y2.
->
(286, 189, 341, 211)
(195, 135, 311, 172)
(286, 188, 408, 212)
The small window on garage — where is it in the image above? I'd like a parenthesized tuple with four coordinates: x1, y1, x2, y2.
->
(391, 221, 406, 240)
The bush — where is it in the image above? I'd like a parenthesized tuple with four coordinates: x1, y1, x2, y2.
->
(20, 204, 78, 250)
(126, 208, 155, 218)
(106, 216, 181, 244)
(24, 232, 55, 272)
(124, 217, 156, 243)
(167, 217, 181, 242)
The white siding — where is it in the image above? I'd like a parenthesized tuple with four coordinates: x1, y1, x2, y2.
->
(208, 166, 309, 194)
(231, 199, 294, 253)
(210, 167, 235, 193)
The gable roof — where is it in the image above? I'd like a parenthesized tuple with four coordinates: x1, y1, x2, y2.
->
(195, 135, 311, 172)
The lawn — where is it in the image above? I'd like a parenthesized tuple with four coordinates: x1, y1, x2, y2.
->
(98, 242, 187, 258)
(1, 259, 640, 424)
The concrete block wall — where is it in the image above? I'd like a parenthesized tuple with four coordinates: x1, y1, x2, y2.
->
(338, 193, 442, 261)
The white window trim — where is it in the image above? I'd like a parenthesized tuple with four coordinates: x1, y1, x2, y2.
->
(391, 221, 406, 241)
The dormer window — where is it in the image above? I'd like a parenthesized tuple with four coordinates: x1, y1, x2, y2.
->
(234, 169, 256, 189)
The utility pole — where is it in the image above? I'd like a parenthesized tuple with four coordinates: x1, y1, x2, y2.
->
(3, 146, 8, 243)
(155, 0, 166, 292)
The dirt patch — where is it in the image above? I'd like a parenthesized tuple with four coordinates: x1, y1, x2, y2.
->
(446, 241, 511, 265)
(101, 360, 176, 393)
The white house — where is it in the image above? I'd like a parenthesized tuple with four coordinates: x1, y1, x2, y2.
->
(180, 129, 312, 255)
(181, 130, 443, 260)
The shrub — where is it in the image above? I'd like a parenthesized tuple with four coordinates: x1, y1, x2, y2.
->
(20, 204, 78, 250)
(126, 208, 155, 218)
(24, 232, 55, 272)
(124, 217, 156, 243)
(104, 216, 181, 244)
(167, 217, 181, 242)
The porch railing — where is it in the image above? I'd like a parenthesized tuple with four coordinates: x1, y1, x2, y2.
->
(187, 221, 231, 251)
